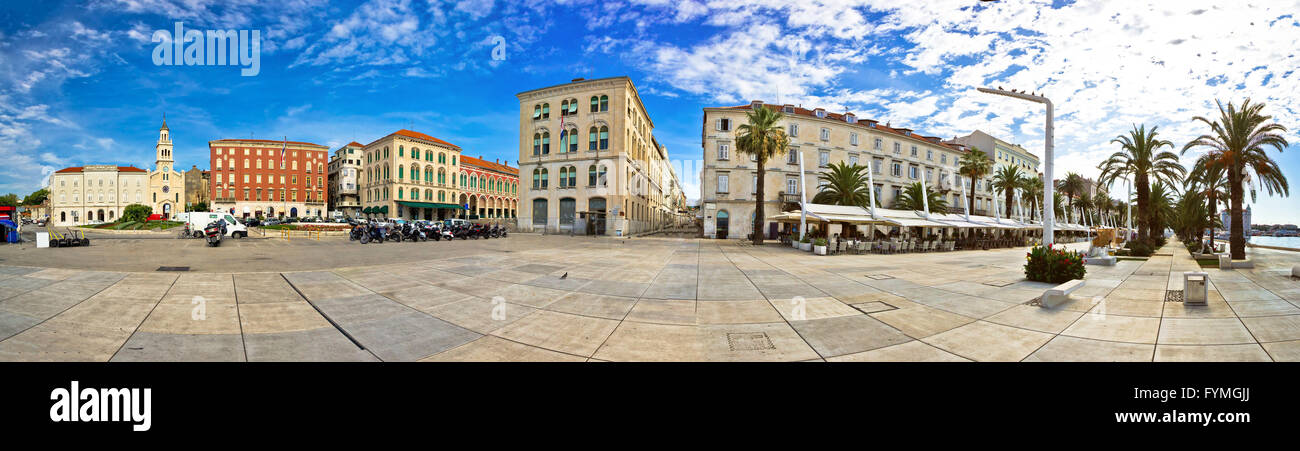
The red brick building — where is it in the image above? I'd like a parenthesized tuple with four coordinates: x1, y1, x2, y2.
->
(207, 138, 331, 218)
(458, 155, 519, 220)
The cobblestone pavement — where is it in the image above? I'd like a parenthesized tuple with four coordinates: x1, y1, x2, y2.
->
(0, 234, 1297, 361)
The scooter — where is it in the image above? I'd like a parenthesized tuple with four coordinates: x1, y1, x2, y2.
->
(204, 220, 225, 247)
(403, 223, 426, 242)
(384, 223, 403, 242)
(360, 222, 384, 244)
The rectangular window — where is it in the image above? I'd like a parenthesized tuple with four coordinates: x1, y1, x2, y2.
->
(787, 150, 798, 165)
(892, 162, 902, 177)
(717, 174, 729, 193)
(716, 118, 731, 131)
(873, 159, 882, 174)
(850, 133, 858, 146)
(820, 128, 830, 141)
(818, 151, 829, 167)
(848, 155, 859, 166)
(789, 123, 799, 137)
(926, 150, 933, 160)
(717, 144, 730, 160)
(893, 142, 901, 154)
(874, 138, 882, 150)
(911, 146, 918, 157)
(751, 175, 757, 194)
(909, 166, 918, 179)
(786, 178, 798, 195)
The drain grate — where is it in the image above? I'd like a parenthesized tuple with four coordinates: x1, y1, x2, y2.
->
(1165, 290, 1183, 303)
(156, 266, 190, 272)
(727, 332, 776, 351)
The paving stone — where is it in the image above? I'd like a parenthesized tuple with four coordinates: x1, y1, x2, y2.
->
(923, 321, 1053, 362)
(245, 327, 377, 362)
(1062, 313, 1161, 344)
(986, 304, 1087, 334)
(424, 336, 585, 362)
(1157, 318, 1257, 345)
(546, 293, 637, 320)
(491, 310, 618, 357)
(112, 332, 245, 362)
(789, 315, 910, 358)
(1024, 335, 1153, 362)
(343, 312, 481, 361)
(1154, 344, 1272, 362)
(827, 340, 970, 362)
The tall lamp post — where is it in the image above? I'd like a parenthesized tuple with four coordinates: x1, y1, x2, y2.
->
(977, 87, 1054, 245)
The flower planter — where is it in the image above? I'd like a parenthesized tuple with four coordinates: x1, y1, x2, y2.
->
(799, 242, 812, 251)
(814, 245, 827, 255)
(791, 240, 800, 249)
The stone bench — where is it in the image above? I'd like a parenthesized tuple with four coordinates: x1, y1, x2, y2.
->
(1183, 271, 1208, 305)
(1219, 254, 1232, 270)
(1042, 279, 1085, 308)
(1084, 255, 1116, 266)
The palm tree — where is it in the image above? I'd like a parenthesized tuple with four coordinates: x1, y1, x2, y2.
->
(958, 148, 992, 214)
(892, 182, 949, 212)
(735, 106, 790, 245)
(990, 165, 1022, 219)
(1057, 172, 1086, 214)
(1098, 124, 1185, 242)
(1182, 99, 1290, 259)
(811, 162, 878, 207)
(1076, 191, 1094, 225)
(1147, 182, 1177, 237)
(1021, 176, 1044, 220)
(1185, 153, 1230, 249)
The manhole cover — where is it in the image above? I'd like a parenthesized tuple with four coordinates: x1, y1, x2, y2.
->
(727, 332, 775, 351)
(853, 301, 897, 314)
(864, 274, 895, 280)
(1165, 290, 1183, 303)
(983, 280, 1014, 287)
(156, 266, 190, 272)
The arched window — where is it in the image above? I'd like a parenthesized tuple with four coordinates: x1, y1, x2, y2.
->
(398, 146, 404, 157)
(590, 96, 600, 112)
(541, 132, 550, 154)
(558, 167, 568, 188)
(533, 104, 541, 119)
(599, 165, 608, 186)
(541, 103, 550, 119)
(588, 165, 597, 186)
(589, 126, 599, 151)
(566, 166, 577, 188)
(398, 166, 404, 180)
(533, 134, 541, 155)
(411, 188, 418, 200)
(566, 127, 578, 153)
(532, 169, 540, 190)
(412, 148, 420, 160)
(540, 168, 548, 189)
(600, 95, 609, 111)
(560, 99, 569, 115)
(599, 126, 609, 150)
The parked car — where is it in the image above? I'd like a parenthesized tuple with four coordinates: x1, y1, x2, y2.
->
(245, 218, 262, 227)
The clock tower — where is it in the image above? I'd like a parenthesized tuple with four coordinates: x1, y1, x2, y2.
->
(148, 115, 186, 218)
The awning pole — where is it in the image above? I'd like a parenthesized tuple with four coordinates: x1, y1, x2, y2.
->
(919, 166, 930, 218)
(866, 157, 878, 220)
(798, 149, 807, 238)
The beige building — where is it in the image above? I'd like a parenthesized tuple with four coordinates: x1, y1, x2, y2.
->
(149, 120, 187, 218)
(516, 76, 685, 235)
(359, 129, 465, 220)
(184, 165, 209, 210)
(328, 142, 363, 218)
(952, 129, 1041, 174)
(700, 101, 993, 239)
(48, 165, 149, 226)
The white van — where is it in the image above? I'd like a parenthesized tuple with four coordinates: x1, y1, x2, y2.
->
(186, 212, 248, 238)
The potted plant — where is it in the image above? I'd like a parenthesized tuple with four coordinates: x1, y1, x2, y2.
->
(813, 237, 828, 255)
(799, 236, 812, 251)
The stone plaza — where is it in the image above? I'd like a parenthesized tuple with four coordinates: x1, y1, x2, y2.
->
(0, 233, 1298, 362)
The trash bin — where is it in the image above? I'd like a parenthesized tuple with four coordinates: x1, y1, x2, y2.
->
(36, 232, 49, 248)
(1218, 254, 1232, 270)
(1184, 271, 1208, 305)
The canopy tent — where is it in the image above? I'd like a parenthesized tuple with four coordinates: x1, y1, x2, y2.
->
(963, 215, 1024, 230)
(0, 219, 17, 243)
(767, 204, 890, 225)
(927, 213, 986, 228)
(867, 207, 951, 228)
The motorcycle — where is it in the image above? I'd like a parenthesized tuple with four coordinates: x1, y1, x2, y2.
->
(383, 222, 404, 242)
(204, 220, 226, 247)
(349, 221, 366, 242)
(402, 223, 426, 242)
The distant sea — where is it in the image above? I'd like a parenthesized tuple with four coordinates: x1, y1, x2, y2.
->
(1248, 236, 1300, 250)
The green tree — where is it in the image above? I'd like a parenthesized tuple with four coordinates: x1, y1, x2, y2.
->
(811, 162, 878, 207)
(0, 193, 17, 207)
(1021, 176, 1043, 220)
(21, 188, 49, 206)
(122, 204, 152, 223)
(958, 148, 992, 214)
(990, 165, 1022, 218)
(1057, 172, 1086, 214)
(892, 182, 949, 212)
(1185, 153, 1229, 249)
(1182, 99, 1290, 259)
(187, 201, 209, 212)
(735, 106, 790, 245)
(1099, 124, 1185, 242)
(1147, 182, 1177, 237)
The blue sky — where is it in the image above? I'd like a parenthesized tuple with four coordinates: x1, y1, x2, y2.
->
(3, 0, 1299, 223)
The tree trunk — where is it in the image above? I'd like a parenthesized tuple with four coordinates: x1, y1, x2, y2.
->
(1206, 192, 1216, 249)
(1229, 166, 1245, 260)
(968, 179, 976, 214)
(753, 159, 765, 245)
(1135, 173, 1150, 242)
(1005, 190, 1013, 218)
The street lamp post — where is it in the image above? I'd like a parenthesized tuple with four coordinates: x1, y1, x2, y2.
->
(978, 87, 1054, 246)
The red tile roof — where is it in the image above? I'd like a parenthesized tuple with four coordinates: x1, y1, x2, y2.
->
(371, 129, 460, 150)
(55, 166, 148, 173)
(209, 138, 327, 148)
(461, 155, 519, 176)
(719, 103, 964, 152)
